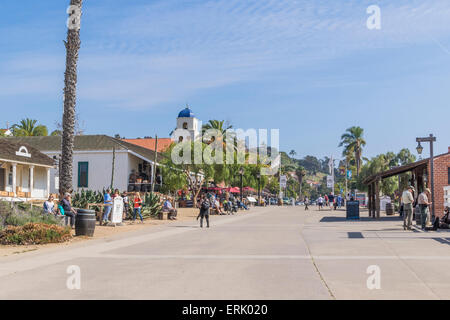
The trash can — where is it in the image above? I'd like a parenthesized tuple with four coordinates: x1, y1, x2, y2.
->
(346, 201, 360, 220)
(385, 203, 395, 215)
(75, 209, 96, 237)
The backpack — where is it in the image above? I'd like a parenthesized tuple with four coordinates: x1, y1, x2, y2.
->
(201, 200, 210, 210)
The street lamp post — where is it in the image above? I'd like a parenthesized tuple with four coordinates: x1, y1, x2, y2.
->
(343, 159, 348, 197)
(416, 134, 437, 220)
(150, 135, 158, 195)
(257, 172, 261, 205)
(239, 167, 244, 203)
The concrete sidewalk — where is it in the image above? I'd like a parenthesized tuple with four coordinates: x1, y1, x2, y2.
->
(1, 205, 450, 299)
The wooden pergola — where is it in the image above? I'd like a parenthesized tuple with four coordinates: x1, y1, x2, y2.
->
(363, 159, 429, 219)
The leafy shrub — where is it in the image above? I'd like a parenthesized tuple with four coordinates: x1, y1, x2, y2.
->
(0, 223, 72, 245)
(0, 201, 61, 229)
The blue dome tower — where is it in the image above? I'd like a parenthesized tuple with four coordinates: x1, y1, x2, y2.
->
(178, 107, 195, 118)
(174, 105, 200, 141)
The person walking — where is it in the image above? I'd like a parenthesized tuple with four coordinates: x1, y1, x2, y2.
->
(199, 195, 210, 228)
(328, 193, 335, 210)
(418, 188, 432, 230)
(102, 189, 113, 226)
(402, 186, 415, 230)
(132, 193, 144, 223)
(304, 197, 309, 211)
(318, 195, 324, 211)
(337, 194, 343, 208)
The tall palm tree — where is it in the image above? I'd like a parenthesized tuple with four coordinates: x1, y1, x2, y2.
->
(202, 120, 234, 143)
(60, 0, 83, 194)
(289, 150, 297, 158)
(339, 126, 366, 177)
(202, 119, 237, 153)
(295, 166, 306, 200)
(201, 120, 232, 136)
(12, 118, 48, 136)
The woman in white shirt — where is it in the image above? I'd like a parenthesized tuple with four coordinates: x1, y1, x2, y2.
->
(43, 195, 56, 215)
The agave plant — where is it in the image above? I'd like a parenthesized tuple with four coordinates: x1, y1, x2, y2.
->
(141, 193, 162, 218)
(72, 189, 104, 209)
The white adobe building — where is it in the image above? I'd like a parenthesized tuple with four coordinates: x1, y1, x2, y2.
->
(6, 135, 164, 194)
(0, 139, 54, 201)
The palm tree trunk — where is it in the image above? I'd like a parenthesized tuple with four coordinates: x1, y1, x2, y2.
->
(298, 176, 303, 200)
(60, 0, 82, 194)
(356, 149, 361, 177)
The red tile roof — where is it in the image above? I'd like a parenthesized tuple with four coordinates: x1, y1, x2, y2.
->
(123, 138, 173, 153)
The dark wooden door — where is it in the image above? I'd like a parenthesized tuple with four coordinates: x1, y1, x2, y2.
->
(0, 168, 5, 191)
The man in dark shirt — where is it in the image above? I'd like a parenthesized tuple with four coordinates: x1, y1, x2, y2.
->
(61, 192, 77, 228)
(199, 195, 210, 228)
(328, 193, 335, 209)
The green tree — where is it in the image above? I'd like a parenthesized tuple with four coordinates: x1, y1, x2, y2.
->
(396, 148, 416, 166)
(396, 148, 416, 192)
(201, 120, 233, 136)
(160, 141, 215, 207)
(339, 126, 366, 176)
(50, 130, 62, 136)
(298, 155, 321, 175)
(12, 118, 48, 136)
(357, 153, 398, 196)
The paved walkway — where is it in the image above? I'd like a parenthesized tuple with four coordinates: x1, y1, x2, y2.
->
(1, 205, 450, 299)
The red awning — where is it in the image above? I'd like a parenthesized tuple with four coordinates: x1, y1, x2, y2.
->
(227, 187, 241, 193)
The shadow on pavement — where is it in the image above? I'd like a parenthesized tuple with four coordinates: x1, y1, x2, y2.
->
(320, 216, 402, 222)
(431, 238, 450, 245)
(169, 225, 199, 228)
(347, 232, 364, 238)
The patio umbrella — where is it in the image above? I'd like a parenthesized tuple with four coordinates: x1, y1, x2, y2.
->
(228, 187, 240, 193)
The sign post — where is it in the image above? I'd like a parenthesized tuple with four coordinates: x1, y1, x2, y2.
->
(280, 175, 287, 189)
(326, 175, 334, 189)
(111, 196, 124, 226)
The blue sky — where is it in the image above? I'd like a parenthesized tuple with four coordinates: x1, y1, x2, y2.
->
(1, 0, 449, 160)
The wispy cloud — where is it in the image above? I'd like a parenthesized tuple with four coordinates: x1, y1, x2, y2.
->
(1, 0, 450, 108)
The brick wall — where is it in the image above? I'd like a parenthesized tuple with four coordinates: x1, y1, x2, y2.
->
(430, 153, 450, 217)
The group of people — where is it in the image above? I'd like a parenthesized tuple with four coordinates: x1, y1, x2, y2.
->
(402, 186, 434, 231)
(102, 189, 144, 225)
(401, 186, 450, 231)
(43, 192, 78, 228)
(197, 192, 251, 215)
(102, 189, 178, 224)
(316, 193, 345, 211)
(195, 192, 252, 228)
(43, 188, 179, 227)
